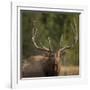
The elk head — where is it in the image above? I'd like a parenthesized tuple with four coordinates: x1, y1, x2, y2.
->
(31, 26, 72, 76)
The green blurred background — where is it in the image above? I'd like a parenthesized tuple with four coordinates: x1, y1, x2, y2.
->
(20, 10, 79, 66)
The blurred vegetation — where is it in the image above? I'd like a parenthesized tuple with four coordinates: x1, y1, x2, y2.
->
(20, 10, 80, 66)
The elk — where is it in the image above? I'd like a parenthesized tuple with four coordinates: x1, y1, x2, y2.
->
(22, 20, 77, 78)
(21, 27, 72, 78)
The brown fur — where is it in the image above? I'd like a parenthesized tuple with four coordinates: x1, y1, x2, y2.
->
(22, 50, 62, 77)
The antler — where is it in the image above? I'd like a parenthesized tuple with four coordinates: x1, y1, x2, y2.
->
(48, 37, 53, 51)
(60, 46, 71, 52)
(32, 25, 50, 52)
(71, 17, 78, 46)
(59, 16, 78, 52)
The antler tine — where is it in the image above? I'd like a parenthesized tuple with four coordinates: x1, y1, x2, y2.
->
(32, 27, 50, 52)
(73, 17, 78, 44)
(71, 17, 78, 46)
(60, 46, 71, 52)
(48, 37, 52, 51)
(32, 28, 39, 49)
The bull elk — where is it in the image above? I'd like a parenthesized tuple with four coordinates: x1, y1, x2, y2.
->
(21, 20, 77, 78)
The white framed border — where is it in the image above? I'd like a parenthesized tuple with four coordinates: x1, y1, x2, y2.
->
(11, 1, 88, 89)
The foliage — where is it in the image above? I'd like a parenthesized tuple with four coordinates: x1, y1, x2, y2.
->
(21, 10, 80, 65)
